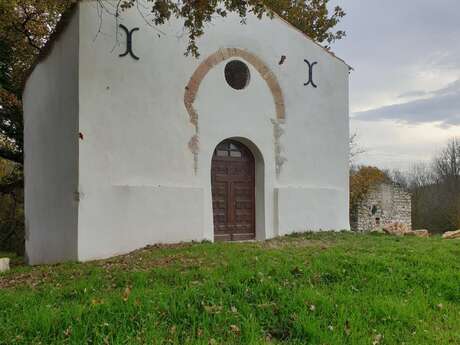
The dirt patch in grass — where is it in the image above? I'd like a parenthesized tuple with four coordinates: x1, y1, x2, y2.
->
(0, 234, 348, 289)
(0, 243, 201, 289)
(0, 233, 406, 289)
(0, 270, 47, 289)
(0, 237, 340, 289)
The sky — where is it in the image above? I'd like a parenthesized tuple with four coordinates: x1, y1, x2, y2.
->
(329, 0, 460, 170)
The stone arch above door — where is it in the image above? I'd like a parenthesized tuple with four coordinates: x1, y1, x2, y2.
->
(184, 48, 286, 131)
(185, 48, 286, 174)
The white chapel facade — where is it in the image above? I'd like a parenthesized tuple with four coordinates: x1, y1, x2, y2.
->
(23, 1, 350, 264)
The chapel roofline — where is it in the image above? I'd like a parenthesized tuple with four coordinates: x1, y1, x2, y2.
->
(22, 0, 351, 92)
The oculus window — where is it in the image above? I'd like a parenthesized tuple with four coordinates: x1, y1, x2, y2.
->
(225, 60, 250, 90)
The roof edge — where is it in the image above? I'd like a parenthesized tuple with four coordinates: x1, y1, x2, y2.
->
(23, 0, 352, 92)
(270, 11, 352, 70)
(22, 2, 79, 93)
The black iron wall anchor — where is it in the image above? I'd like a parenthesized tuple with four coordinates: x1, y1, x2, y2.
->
(304, 59, 318, 88)
(119, 24, 140, 60)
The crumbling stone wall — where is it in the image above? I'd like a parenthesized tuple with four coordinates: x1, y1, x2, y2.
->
(351, 183, 412, 232)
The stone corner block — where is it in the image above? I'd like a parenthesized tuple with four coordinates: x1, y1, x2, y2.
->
(0, 258, 10, 273)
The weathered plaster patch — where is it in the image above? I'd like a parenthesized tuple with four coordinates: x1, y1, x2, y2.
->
(188, 135, 200, 174)
(271, 118, 287, 177)
(184, 48, 286, 174)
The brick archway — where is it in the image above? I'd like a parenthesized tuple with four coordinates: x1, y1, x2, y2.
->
(185, 48, 286, 174)
(184, 48, 286, 131)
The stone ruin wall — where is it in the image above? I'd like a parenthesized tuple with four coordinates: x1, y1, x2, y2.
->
(351, 183, 412, 232)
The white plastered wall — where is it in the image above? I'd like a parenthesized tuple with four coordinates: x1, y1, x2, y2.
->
(77, 1, 349, 261)
(23, 10, 80, 264)
(25, 0, 349, 263)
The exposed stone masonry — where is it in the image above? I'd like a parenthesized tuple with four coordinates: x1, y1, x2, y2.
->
(351, 182, 412, 232)
(184, 47, 286, 174)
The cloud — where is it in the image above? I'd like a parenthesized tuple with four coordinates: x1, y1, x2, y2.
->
(398, 90, 428, 99)
(434, 79, 460, 95)
(330, 0, 460, 167)
(354, 79, 460, 126)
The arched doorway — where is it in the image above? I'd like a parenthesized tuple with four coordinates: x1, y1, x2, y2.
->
(211, 140, 256, 241)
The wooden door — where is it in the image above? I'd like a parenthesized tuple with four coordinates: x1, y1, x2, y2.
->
(212, 140, 255, 241)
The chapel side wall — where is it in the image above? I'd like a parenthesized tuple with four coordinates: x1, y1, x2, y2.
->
(23, 9, 79, 264)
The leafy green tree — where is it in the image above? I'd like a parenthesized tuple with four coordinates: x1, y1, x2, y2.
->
(0, 158, 23, 253)
(116, 0, 345, 56)
(0, 0, 72, 170)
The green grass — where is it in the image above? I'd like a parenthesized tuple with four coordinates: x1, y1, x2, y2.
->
(1, 232, 459, 345)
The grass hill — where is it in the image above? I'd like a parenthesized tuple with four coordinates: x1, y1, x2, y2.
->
(1, 232, 459, 344)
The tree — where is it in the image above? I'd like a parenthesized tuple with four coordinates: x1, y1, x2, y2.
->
(0, 158, 23, 254)
(349, 132, 365, 165)
(350, 166, 388, 210)
(0, 0, 72, 170)
(406, 162, 435, 190)
(399, 138, 460, 233)
(114, 0, 346, 57)
(433, 138, 460, 185)
(432, 138, 460, 230)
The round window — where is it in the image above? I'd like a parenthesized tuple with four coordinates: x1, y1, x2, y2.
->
(224, 60, 250, 90)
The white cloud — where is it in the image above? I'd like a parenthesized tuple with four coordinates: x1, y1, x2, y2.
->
(354, 79, 460, 126)
(351, 119, 460, 170)
(329, 0, 460, 167)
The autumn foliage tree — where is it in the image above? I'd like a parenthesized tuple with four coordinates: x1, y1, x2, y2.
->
(0, 0, 72, 173)
(350, 166, 388, 210)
